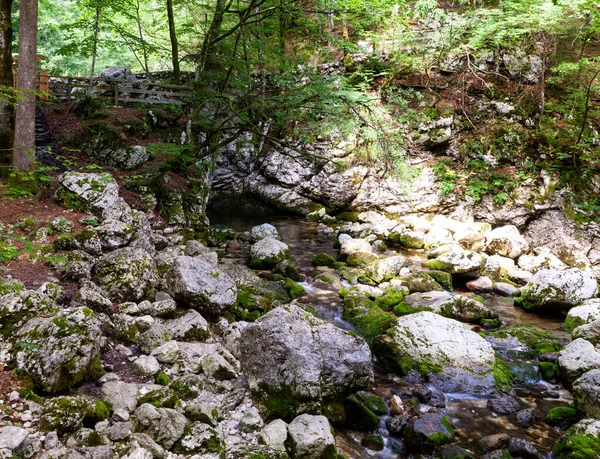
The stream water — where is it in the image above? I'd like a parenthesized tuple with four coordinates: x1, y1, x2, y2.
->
(209, 213, 573, 458)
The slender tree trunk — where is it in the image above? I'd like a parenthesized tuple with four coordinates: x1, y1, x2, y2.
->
(0, 0, 14, 169)
(89, 1, 101, 81)
(13, 0, 37, 171)
(135, 0, 149, 74)
(166, 0, 180, 84)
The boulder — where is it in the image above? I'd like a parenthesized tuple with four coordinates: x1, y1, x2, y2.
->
(517, 268, 598, 311)
(342, 290, 394, 342)
(518, 248, 566, 273)
(239, 305, 373, 420)
(132, 403, 187, 450)
(250, 223, 281, 241)
(260, 419, 288, 452)
(403, 291, 498, 325)
(339, 238, 372, 257)
(554, 419, 600, 459)
(573, 369, 600, 419)
(399, 271, 444, 293)
(0, 426, 29, 452)
(173, 422, 224, 455)
(248, 237, 291, 269)
(164, 310, 210, 341)
(482, 255, 515, 281)
(15, 308, 103, 393)
(288, 414, 337, 459)
(403, 413, 455, 453)
(423, 250, 485, 278)
(55, 172, 121, 213)
(165, 256, 237, 315)
(95, 219, 134, 250)
(94, 248, 158, 302)
(572, 320, 600, 346)
(364, 255, 408, 283)
(558, 339, 600, 386)
(485, 225, 529, 259)
(104, 145, 152, 170)
(565, 299, 600, 331)
(40, 395, 108, 434)
(0, 290, 60, 339)
(375, 311, 497, 394)
(100, 381, 139, 413)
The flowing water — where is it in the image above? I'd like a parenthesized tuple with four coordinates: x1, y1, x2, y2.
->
(209, 213, 572, 458)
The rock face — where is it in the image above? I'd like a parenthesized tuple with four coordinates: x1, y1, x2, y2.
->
(485, 225, 529, 259)
(55, 172, 121, 213)
(565, 299, 600, 330)
(375, 311, 496, 394)
(558, 339, 600, 386)
(15, 308, 103, 393)
(132, 403, 187, 450)
(165, 256, 237, 315)
(573, 369, 600, 419)
(288, 414, 337, 459)
(239, 305, 373, 420)
(248, 237, 290, 268)
(517, 268, 598, 311)
(94, 248, 158, 302)
(554, 419, 600, 459)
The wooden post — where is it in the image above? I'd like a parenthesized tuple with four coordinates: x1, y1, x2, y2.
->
(114, 81, 119, 106)
(38, 70, 49, 101)
(67, 77, 72, 102)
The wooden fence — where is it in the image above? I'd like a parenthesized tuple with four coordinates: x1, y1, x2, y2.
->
(49, 76, 193, 106)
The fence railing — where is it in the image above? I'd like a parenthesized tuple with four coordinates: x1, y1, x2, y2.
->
(48, 76, 193, 106)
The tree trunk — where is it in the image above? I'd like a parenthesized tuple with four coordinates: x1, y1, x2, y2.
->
(89, 1, 101, 81)
(13, 0, 37, 171)
(0, 0, 14, 169)
(166, 0, 180, 85)
(135, 0, 149, 74)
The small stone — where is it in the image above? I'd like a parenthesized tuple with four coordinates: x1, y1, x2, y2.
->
(259, 419, 288, 452)
(20, 411, 32, 422)
(9, 391, 19, 402)
(201, 353, 236, 380)
(478, 433, 510, 452)
(389, 395, 404, 416)
(132, 355, 160, 376)
(98, 372, 120, 384)
(515, 408, 537, 428)
(239, 407, 264, 433)
(487, 394, 521, 414)
(112, 409, 130, 422)
(105, 422, 134, 441)
(44, 431, 59, 450)
(0, 426, 29, 451)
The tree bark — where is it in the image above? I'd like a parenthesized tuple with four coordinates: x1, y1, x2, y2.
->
(89, 1, 101, 81)
(0, 0, 14, 169)
(166, 0, 180, 85)
(13, 0, 37, 171)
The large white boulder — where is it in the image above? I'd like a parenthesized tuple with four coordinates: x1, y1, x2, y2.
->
(485, 225, 529, 259)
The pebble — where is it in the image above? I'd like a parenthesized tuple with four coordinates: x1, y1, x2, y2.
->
(8, 392, 19, 402)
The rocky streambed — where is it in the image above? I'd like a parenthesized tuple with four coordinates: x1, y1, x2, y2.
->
(1, 171, 600, 459)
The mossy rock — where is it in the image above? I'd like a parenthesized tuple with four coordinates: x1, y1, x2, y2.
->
(344, 395, 380, 431)
(554, 420, 600, 459)
(539, 362, 559, 381)
(138, 388, 181, 409)
(312, 253, 337, 267)
(375, 289, 408, 312)
(546, 406, 578, 428)
(428, 270, 453, 291)
(336, 211, 360, 223)
(343, 291, 394, 343)
(171, 374, 203, 399)
(355, 391, 387, 415)
(490, 325, 563, 356)
(403, 413, 455, 453)
(173, 422, 225, 454)
(401, 271, 444, 293)
(346, 252, 378, 268)
(388, 232, 425, 249)
(282, 279, 305, 299)
(155, 371, 171, 386)
(41, 396, 106, 434)
(493, 359, 514, 391)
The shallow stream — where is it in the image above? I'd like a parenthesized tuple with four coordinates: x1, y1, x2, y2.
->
(210, 213, 573, 458)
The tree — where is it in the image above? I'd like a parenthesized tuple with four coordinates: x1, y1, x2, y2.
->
(166, 0, 180, 84)
(13, 0, 38, 171)
(0, 0, 14, 169)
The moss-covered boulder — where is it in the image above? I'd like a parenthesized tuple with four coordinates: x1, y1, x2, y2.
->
(422, 250, 485, 279)
(174, 422, 225, 455)
(516, 269, 598, 312)
(344, 395, 380, 431)
(374, 311, 497, 394)
(288, 414, 338, 459)
(342, 290, 394, 343)
(94, 247, 159, 302)
(400, 271, 444, 293)
(364, 255, 408, 283)
(40, 396, 109, 434)
(55, 172, 121, 213)
(239, 305, 373, 421)
(546, 406, 579, 429)
(249, 237, 291, 269)
(14, 307, 103, 393)
(388, 230, 425, 249)
(403, 413, 455, 453)
(0, 290, 60, 340)
(564, 299, 600, 331)
(312, 253, 337, 267)
(489, 326, 563, 356)
(554, 419, 600, 459)
(402, 291, 498, 325)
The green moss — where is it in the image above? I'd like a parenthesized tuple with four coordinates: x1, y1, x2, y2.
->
(427, 416, 455, 445)
(87, 431, 104, 447)
(539, 362, 559, 381)
(357, 275, 377, 286)
(428, 270, 453, 290)
(493, 358, 514, 390)
(332, 262, 345, 270)
(491, 325, 563, 356)
(375, 289, 408, 312)
(336, 211, 360, 222)
(312, 253, 337, 267)
(346, 252, 378, 267)
(138, 388, 181, 409)
(155, 371, 170, 386)
(554, 423, 600, 459)
(422, 259, 446, 271)
(344, 395, 380, 431)
(393, 302, 425, 317)
(546, 406, 578, 426)
(356, 392, 387, 415)
(564, 315, 585, 332)
(338, 288, 350, 299)
(388, 232, 424, 249)
(282, 279, 305, 299)
(343, 291, 394, 343)
(171, 376, 202, 399)
(84, 400, 110, 427)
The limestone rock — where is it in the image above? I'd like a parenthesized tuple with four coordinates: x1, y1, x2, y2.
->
(423, 250, 485, 278)
(55, 172, 121, 213)
(554, 419, 600, 458)
(132, 403, 187, 450)
(250, 223, 281, 241)
(288, 414, 337, 459)
(165, 256, 237, 315)
(15, 308, 102, 393)
(558, 339, 600, 385)
(364, 255, 408, 283)
(94, 248, 158, 302)
(239, 305, 373, 420)
(518, 269, 598, 311)
(565, 299, 600, 330)
(403, 291, 498, 325)
(375, 311, 496, 394)
(485, 225, 529, 259)
(248, 237, 291, 269)
(100, 381, 139, 413)
(573, 369, 600, 419)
